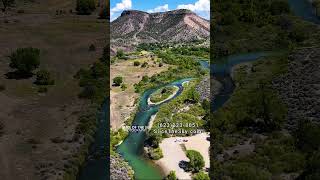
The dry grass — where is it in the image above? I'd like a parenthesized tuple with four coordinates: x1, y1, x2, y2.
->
(110, 56, 173, 130)
(0, 1, 106, 179)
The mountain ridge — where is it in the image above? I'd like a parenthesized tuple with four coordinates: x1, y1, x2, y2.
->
(111, 9, 210, 53)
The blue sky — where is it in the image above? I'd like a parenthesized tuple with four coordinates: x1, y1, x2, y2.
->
(110, 0, 210, 21)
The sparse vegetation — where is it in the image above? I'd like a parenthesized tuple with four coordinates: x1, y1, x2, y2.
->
(133, 61, 140, 66)
(113, 76, 123, 86)
(35, 70, 55, 85)
(192, 171, 209, 180)
(165, 171, 177, 180)
(9, 47, 40, 77)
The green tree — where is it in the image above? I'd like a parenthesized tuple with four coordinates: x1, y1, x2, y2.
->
(186, 150, 205, 172)
(133, 61, 140, 66)
(116, 49, 125, 58)
(1, 0, 14, 12)
(192, 171, 209, 180)
(113, 76, 123, 86)
(9, 47, 40, 75)
(121, 83, 127, 91)
(76, 0, 96, 15)
(35, 70, 55, 85)
(165, 171, 177, 180)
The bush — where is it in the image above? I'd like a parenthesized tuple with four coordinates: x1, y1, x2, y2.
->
(159, 62, 163, 67)
(113, 76, 123, 86)
(9, 47, 40, 75)
(192, 171, 209, 180)
(121, 83, 127, 91)
(89, 44, 96, 51)
(186, 150, 205, 172)
(116, 49, 125, 59)
(38, 87, 48, 93)
(79, 85, 96, 98)
(35, 70, 55, 85)
(133, 61, 140, 66)
(149, 147, 163, 160)
(141, 62, 148, 68)
(76, 0, 96, 15)
(165, 171, 177, 180)
(0, 84, 5, 91)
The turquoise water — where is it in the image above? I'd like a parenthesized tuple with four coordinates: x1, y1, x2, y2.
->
(116, 78, 193, 180)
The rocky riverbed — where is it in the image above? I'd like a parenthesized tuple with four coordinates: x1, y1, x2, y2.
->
(273, 48, 320, 130)
(110, 154, 134, 180)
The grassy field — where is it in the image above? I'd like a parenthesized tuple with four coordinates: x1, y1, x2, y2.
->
(0, 1, 106, 179)
(110, 53, 173, 130)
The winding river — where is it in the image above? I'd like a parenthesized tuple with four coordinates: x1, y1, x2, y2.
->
(116, 78, 192, 180)
(77, 0, 320, 179)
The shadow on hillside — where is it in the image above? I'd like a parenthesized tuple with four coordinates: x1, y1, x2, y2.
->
(5, 71, 33, 79)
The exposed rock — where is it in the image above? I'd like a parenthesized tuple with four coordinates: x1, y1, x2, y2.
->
(273, 48, 320, 130)
(110, 154, 134, 180)
(196, 77, 211, 101)
(111, 9, 210, 51)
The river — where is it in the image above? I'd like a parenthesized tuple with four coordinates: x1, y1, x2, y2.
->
(116, 78, 192, 180)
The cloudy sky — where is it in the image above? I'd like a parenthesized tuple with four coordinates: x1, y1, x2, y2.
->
(110, 0, 210, 21)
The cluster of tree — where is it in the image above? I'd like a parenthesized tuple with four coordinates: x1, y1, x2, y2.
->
(75, 46, 108, 102)
(213, 0, 290, 25)
(76, 0, 96, 15)
(8, 47, 55, 92)
(212, 0, 311, 58)
(1, 0, 15, 12)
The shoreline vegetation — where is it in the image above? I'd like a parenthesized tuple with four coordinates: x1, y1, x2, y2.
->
(212, 0, 320, 179)
(148, 85, 179, 105)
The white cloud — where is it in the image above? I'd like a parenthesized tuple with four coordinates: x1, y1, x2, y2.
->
(147, 4, 170, 13)
(177, 0, 210, 19)
(111, 0, 132, 20)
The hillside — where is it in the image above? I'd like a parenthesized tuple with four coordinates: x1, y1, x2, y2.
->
(111, 9, 210, 52)
(0, 1, 107, 179)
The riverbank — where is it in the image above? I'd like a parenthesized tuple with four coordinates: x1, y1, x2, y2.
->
(147, 85, 179, 105)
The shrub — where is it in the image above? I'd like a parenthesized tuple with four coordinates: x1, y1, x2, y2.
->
(141, 62, 148, 68)
(159, 62, 163, 67)
(113, 76, 123, 86)
(89, 44, 96, 51)
(192, 171, 209, 180)
(149, 147, 163, 160)
(35, 70, 55, 85)
(165, 171, 177, 180)
(79, 85, 96, 98)
(133, 61, 140, 66)
(186, 150, 205, 172)
(121, 83, 127, 91)
(0, 84, 5, 91)
(38, 87, 48, 93)
(116, 49, 125, 58)
(76, 0, 96, 15)
(9, 47, 40, 75)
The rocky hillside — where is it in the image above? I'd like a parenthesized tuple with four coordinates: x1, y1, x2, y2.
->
(111, 9, 210, 50)
(273, 48, 320, 130)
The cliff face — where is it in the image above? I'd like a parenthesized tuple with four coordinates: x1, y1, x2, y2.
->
(110, 9, 210, 50)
